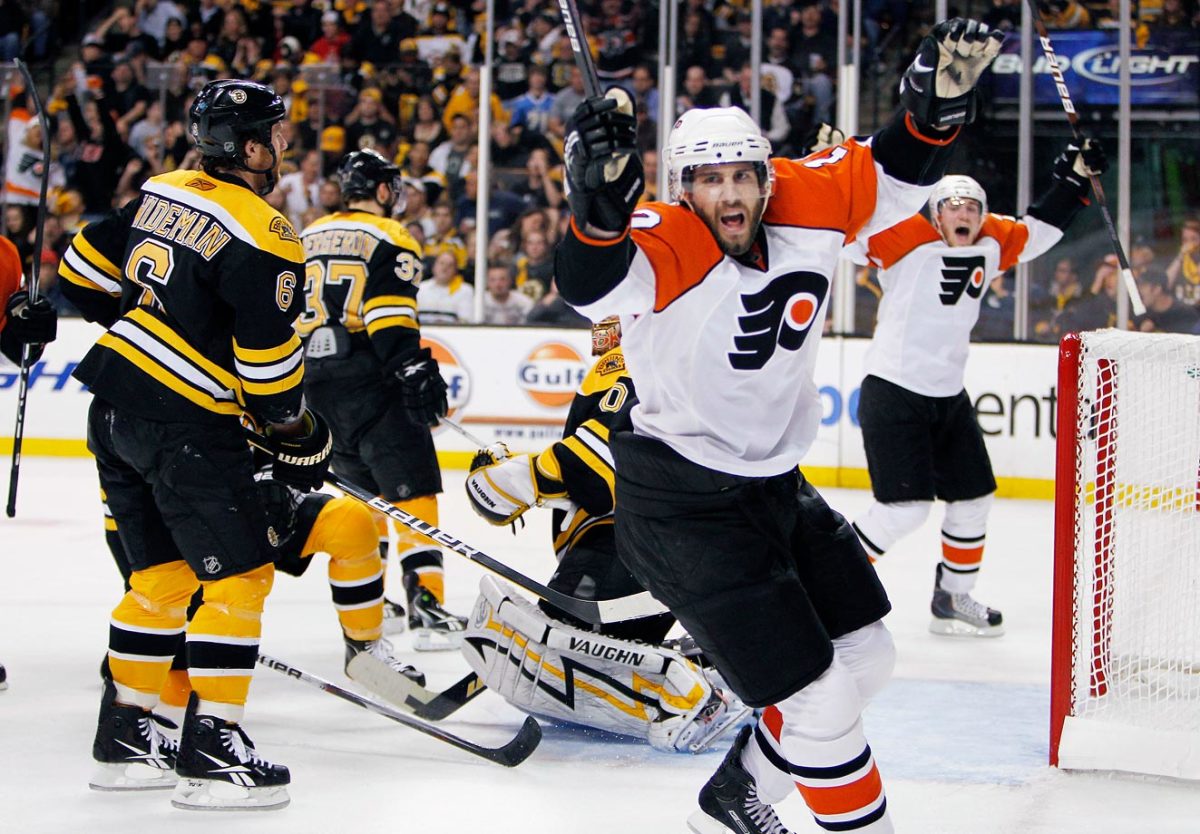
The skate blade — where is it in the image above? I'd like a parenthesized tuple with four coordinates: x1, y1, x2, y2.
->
(683, 703, 753, 754)
(171, 777, 290, 811)
(381, 617, 408, 636)
(89, 761, 178, 791)
(411, 628, 464, 652)
(929, 617, 1005, 638)
(686, 809, 735, 834)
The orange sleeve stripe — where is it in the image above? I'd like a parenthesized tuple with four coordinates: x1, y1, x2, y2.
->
(866, 215, 941, 270)
(569, 216, 629, 247)
(979, 215, 1030, 273)
(795, 763, 884, 817)
(0, 235, 23, 331)
(942, 543, 984, 567)
(762, 705, 784, 742)
(904, 113, 960, 146)
(767, 142, 878, 242)
(629, 205, 724, 312)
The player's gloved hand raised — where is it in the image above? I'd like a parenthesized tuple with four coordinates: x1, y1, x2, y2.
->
(464, 449, 537, 526)
(2, 291, 57, 364)
(565, 88, 644, 234)
(1051, 138, 1107, 199)
(391, 347, 448, 427)
(264, 409, 332, 492)
(900, 18, 1004, 128)
(802, 123, 846, 156)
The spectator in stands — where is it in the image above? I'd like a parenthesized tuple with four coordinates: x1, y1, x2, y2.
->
(764, 27, 799, 100)
(409, 96, 448, 148)
(429, 113, 475, 202)
(1167, 219, 1200, 306)
(525, 276, 589, 327)
(528, 11, 563, 68)
(1135, 269, 1200, 333)
(281, 0, 319, 47)
(160, 15, 188, 59)
(489, 120, 529, 170)
(455, 171, 524, 238)
(344, 88, 398, 156)
(515, 227, 554, 300)
(311, 10, 350, 62)
(1061, 255, 1119, 332)
(442, 66, 506, 134)
(277, 149, 323, 232)
(594, 0, 643, 92)
(1032, 256, 1084, 340)
(984, 0, 1023, 33)
(510, 66, 555, 143)
(792, 2, 837, 82)
(678, 11, 718, 83)
(109, 61, 151, 140)
(676, 64, 723, 115)
(65, 89, 127, 219)
(1154, 0, 1198, 31)
(425, 202, 468, 271)
(353, 0, 415, 66)
(483, 261, 533, 325)
(1038, 0, 1092, 28)
(3, 205, 32, 262)
(494, 29, 531, 104)
(137, 0, 184, 47)
(418, 249, 475, 324)
(974, 273, 1016, 341)
(720, 62, 790, 145)
(400, 140, 447, 204)
(399, 178, 434, 238)
(509, 148, 563, 213)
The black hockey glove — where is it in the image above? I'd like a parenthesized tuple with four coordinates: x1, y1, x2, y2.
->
(391, 347, 448, 427)
(1, 291, 57, 364)
(1050, 138, 1108, 200)
(264, 409, 332, 492)
(565, 88, 644, 234)
(900, 18, 1005, 128)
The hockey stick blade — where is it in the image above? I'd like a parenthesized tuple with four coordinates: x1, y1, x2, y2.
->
(257, 652, 540, 767)
(346, 653, 487, 721)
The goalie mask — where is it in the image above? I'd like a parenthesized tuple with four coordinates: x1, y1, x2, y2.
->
(591, 316, 621, 356)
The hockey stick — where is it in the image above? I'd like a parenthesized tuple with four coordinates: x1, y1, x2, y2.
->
(1022, 0, 1145, 316)
(345, 654, 486, 721)
(243, 429, 667, 625)
(6, 59, 52, 517)
(555, 0, 603, 96)
(256, 652, 539, 767)
(439, 416, 497, 453)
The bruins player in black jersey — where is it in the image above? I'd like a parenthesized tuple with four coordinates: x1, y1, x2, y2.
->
(299, 149, 466, 651)
(460, 318, 749, 752)
(59, 79, 332, 811)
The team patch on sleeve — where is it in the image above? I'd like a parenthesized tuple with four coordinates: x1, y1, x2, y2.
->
(865, 215, 942, 270)
(630, 204, 724, 313)
(978, 214, 1030, 272)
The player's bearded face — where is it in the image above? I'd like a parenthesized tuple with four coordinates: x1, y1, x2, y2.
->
(684, 162, 767, 257)
(936, 198, 983, 247)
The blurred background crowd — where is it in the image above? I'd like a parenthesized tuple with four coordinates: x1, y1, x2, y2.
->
(0, 0, 1196, 337)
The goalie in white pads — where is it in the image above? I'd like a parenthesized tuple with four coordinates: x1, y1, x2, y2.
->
(844, 140, 1107, 637)
(462, 318, 749, 752)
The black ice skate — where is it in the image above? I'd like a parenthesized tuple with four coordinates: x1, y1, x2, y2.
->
(404, 571, 467, 651)
(381, 598, 407, 635)
(0, 660, 7, 691)
(89, 679, 179, 791)
(687, 726, 796, 834)
(930, 564, 1005, 637)
(171, 695, 290, 811)
(344, 635, 426, 689)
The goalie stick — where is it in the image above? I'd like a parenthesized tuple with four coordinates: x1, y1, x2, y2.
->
(346, 654, 486, 721)
(1022, 0, 1145, 317)
(256, 652, 539, 767)
(243, 428, 668, 626)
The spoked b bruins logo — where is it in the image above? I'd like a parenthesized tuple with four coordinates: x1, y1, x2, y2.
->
(729, 271, 829, 370)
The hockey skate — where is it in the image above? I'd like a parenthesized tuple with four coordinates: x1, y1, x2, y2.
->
(651, 688, 752, 753)
(929, 564, 1004, 637)
(687, 726, 796, 834)
(89, 680, 179, 791)
(0, 661, 6, 691)
(345, 635, 426, 689)
(381, 598, 407, 635)
(404, 571, 467, 651)
(172, 695, 290, 811)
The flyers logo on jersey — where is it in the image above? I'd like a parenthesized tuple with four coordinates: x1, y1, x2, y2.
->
(421, 337, 470, 418)
(519, 343, 588, 407)
(729, 272, 829, 370)
(270, 216, 301, 243)
(939, 255, 987, 306)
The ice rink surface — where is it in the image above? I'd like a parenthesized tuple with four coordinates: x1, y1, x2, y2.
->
(2, 458, 1198, 833)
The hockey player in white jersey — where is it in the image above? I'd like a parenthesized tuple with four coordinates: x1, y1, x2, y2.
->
(555, 17, 1003, 834)
(845, 140, 1107, 638)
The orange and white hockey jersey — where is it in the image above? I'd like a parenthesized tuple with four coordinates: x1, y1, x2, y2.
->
(846, 212, 1061, 397)
(561, 132, 950, 478)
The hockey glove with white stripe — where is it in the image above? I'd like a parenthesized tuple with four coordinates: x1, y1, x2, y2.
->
(264, 409, 332, 492)
(565, 88, 644, 234)
(1051, 138, 1108, 199)
(900, 18, 1004, 128)
(1, 291, 57, 364)
(390, 347, 448, 427)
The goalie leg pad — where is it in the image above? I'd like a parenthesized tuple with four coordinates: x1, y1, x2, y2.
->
(463, 576, 748, 752)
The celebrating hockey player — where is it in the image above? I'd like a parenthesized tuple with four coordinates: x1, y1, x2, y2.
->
(59, 79, 332, 810)
(461, 316, 749, 752)
(554, 18, 1003, 834)
(1, 231, 57, 693)
(846, 142, 1107, 637)
(299, 149, 467, 651)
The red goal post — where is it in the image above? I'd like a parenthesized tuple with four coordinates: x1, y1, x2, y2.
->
(1052, 329, 1200, 780)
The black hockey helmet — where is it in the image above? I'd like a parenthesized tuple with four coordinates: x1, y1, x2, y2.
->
(189, 79, 286, 160)
(337, 148, 404, 210)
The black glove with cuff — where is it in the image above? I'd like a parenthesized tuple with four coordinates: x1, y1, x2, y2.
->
(264, 409, 332, 492)
(390, 347, 449, 427)
(565, 89, 644, 234)
(2, 291, 57, 364)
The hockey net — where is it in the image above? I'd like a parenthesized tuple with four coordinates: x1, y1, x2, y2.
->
(1052, 329, 1200, 780)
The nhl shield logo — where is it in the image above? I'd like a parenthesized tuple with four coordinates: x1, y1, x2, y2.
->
(203, 555, 222, 574)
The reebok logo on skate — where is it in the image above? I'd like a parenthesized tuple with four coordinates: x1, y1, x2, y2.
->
(938, 255, 987, 306)
(115, 739, 171, 768)
(729, 271, 829, 370)
(199, 751, 257, 787)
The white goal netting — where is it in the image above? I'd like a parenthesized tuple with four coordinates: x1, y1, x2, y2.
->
(1057, 329, 1200, 779)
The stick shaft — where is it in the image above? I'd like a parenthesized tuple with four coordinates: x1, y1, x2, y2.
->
(556, 0, 603, 96)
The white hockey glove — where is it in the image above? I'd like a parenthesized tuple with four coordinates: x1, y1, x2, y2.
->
(464, 450, 539, 526)
(802, 123, 847, 156)
(900, 18, 1005, 128)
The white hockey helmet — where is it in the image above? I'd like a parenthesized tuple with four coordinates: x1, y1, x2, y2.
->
(928, 175, 988, 219)
(665, 107, 774, 204)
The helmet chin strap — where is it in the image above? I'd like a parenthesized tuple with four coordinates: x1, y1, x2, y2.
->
(239, 141, 279, 196)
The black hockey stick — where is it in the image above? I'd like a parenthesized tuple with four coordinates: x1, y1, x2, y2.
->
(555, 0, 603, 96)
(244, 427, 667, 625)
(6, 59, 52, 517)
(1022, 0, 1144, 316)
(346, 653, 486, 721)
(256, 652, 539, 767)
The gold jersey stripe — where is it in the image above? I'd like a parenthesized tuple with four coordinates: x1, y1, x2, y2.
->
(127, 309, 240, 391)
(233, 334, 302, 364)
(59, 263, 117, 295)
(97, 333, 243, 416)
(70, 231, 121, 279)
(365, 315, 419, 336)
(241, 362, 304, 397)
(363, 295, 417, 311)
(560, 435, 616, 496)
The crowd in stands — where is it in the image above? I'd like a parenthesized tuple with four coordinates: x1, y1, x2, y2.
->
(0, 0, 1194, 335)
